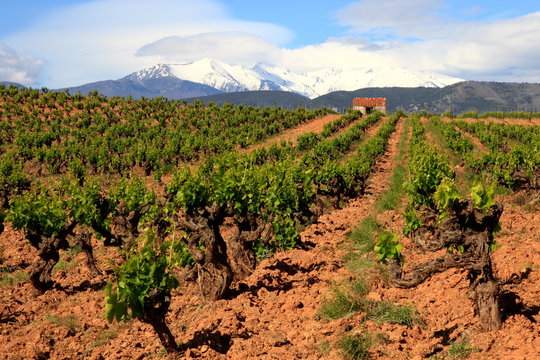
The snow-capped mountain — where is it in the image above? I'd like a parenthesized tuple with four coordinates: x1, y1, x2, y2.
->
(126, 58, 464, 99)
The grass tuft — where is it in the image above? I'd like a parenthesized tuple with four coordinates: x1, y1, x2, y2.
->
(366, 301, 422, 327)
(45, 314, 81, 334)
(318, 279, 369, 319)
(347, 216, 380, 253)
(337, 331, 373, 360)
(448, 337, 481, 358)
(0, 269, 29, 286)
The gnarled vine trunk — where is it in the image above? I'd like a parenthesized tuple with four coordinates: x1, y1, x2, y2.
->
(29, 234, 70, 291)
(228, 214, 272, 281)
(73, 228, 101, 277)
(389, 199, 503, 331)
(180, 206, 233, 301)
(142, 290, 178, 352)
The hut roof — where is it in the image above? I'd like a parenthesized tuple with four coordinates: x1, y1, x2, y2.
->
(353, 98, 387, 107)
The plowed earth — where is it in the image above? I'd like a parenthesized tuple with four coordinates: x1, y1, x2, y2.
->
(243, 114, 342, 152)
(0, 117, 539, 360)
(445, 117, 540, 127)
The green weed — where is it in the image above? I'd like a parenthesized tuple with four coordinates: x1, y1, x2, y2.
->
(448, 337, 481, 358)
(0, 269, 29, 286)
(45, 314, 81, 334)
(347, 216, 379, 253)
(366, 301, 421, 327)
(337, 331, 373, 360)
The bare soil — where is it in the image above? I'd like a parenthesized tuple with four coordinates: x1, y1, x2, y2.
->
(447, 117, 540, 127)
(454, 126, 489, 153)
(243, 114, 342, 151)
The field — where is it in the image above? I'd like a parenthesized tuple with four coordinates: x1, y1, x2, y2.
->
(0, 85, 539, 359)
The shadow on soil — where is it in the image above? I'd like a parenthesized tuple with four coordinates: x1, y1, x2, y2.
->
(180, 328, 234, 354)
(499, 291, 540, 323)
(224, 259, 323, 299)
(57, 279, 108, 295)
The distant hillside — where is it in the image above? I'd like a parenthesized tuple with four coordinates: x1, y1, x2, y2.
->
(63, 76, 221, 99)
(0, 81, 24, 88)
(185, 91, 311, 109)
(189, 81, 540, 114)
(5, 78, 540, 114)
(312, 82, 540, 113)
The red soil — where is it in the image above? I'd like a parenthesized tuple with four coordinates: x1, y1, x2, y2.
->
(244, 114, 342, 151)
(449, 117, 540, 127)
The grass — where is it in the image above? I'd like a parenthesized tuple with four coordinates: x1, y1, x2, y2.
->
(344, 216, 390, 285)
(52, 259, 77, 274)
(448, 337, 481, 358)
(51, 245, 82, 275)
(45, 314, 81, 334)
(318, 279, 369, 320)
(347, 216, 379, 254)
(337, 331, 373, 360)
(429, 337, 482, 359)
(319, 279, 421, 327)
(376, 117, 410, 211)
(377, 163, 407, 210)
(319, 340, 332, 355)
(366, 301, 422, 327)
(84, 328, 119, 355)
(0, 267, 29, 286)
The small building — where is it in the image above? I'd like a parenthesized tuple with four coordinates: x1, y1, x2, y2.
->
(352, 98, 387, 115)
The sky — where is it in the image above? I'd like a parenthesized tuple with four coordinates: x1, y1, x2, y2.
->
(1, 0, 540, 88)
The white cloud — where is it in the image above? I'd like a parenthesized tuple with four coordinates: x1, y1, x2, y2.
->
(276, 39, 399, 72)
(329, 2, 540, 82)
(377, 11, 540, 80)
(336, 0, 444, 34)
(0, 44, 44, 85)
(2, 0, 540, 87)
(136, 32, 280, 66)
(2, 0, 292, 87)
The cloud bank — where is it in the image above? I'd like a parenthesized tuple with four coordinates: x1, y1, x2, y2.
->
(136, 32, 280, 65)
(0, 44, 43, 85)
(1, 0, 540, 87)
(2, 0, 291, 87)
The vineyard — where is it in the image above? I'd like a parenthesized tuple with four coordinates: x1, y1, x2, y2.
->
(0, 85, 539, 359)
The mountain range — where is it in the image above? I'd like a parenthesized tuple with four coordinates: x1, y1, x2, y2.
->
(64, 58, 463, 100)
(3, 59, 540, 113)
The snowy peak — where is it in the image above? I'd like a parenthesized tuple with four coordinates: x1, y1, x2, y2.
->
(126, 59, 464, 98)
(164, 58, 288, 93)
(125, 64, 175, 81)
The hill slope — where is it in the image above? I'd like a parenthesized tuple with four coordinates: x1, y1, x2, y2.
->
(188, 81, 540, 113)
(312, 81, 540, 113)
(63, 76, 221, 99)
(184, 90, 312, 109)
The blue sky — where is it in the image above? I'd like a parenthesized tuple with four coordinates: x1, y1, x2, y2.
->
(1, 0, 540, 87)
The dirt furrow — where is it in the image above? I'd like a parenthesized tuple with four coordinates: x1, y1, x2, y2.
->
(242, 114, 342, 152)
(338, 116, 388, 164)
(453, 124, 489, 153)
(447, 117, 540, 127)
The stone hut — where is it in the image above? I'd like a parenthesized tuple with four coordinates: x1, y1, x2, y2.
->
(352, 98, 387, 115)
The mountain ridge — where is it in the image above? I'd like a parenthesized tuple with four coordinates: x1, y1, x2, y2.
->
(124, 58, 463, 99)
